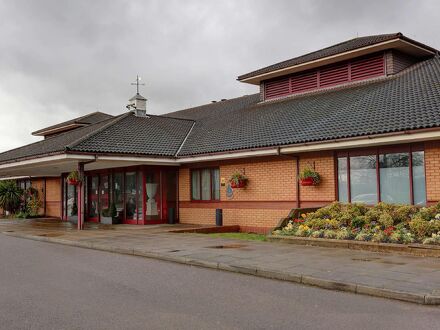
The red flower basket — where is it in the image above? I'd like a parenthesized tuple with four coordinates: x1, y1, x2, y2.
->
(300, 177, 315, 186)
(230, 179, 247, 189)
(67, 178, 79, 186)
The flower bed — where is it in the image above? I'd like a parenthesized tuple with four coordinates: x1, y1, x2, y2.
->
(272, 202, 440, 246)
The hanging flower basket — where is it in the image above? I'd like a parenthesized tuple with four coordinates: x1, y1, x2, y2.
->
(300, 177, 315, 186)
(66, 170, 81, 186)
(230, 172, 248, 189)
(299, 166, 320, 186)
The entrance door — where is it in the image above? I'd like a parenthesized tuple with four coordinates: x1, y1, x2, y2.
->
(144, 169, 162, 224)
(99, 174, 110, 223)
(87, 175, 99, 222)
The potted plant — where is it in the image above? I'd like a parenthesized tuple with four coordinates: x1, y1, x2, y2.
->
(101, 203, 117, 225)
(299, 166, 321, 186)
(0, 180, 23, 216)
(230, 172, 248, 189)
(66, 170, 81, 186)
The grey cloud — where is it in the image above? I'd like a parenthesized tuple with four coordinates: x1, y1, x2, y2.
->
(0, 0, 439, 151)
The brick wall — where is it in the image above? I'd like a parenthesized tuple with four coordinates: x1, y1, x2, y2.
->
(425, 141, 440, 203)
(298, 151, 336, 206)
(178, 155, 336, 230)
(45, 177, 61, 217)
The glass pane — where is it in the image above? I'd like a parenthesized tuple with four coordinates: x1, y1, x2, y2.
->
(66, 184, 77, 217)
(88, 176, 99, 218)
(338, 157, 348, 202)
(412, 151, 427, 205)
(145, 170, 161, 220)
(137, 171, 143, 221)
(201, 169, 211, 200)
(379, 153, 410, 204)
(191, 170, 200, 200)
(163, 170, 177, 222)
(113, 173, 123, 222)
(350, 155, 377, 204)
(100, 175, 110, 216)
(211, 169, 220, 200)
(125, 172, 137, 220)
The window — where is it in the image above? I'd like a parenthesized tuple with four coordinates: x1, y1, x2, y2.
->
(337, 146, 426, 205)
(191, 168, 220, 201)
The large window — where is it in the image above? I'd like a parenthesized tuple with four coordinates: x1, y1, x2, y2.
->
(191, 168, 220, 201)
(337, 147, 426, 205)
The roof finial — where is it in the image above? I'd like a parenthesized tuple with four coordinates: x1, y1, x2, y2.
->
(131, 75, 145, 95)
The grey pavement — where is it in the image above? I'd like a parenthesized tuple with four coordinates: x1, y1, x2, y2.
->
(2, 219, 440, 305)
(1, 234, 440, 330)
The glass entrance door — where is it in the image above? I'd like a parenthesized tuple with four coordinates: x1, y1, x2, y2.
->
(145, 169, 161, 223)
(87, 175, 99, 222)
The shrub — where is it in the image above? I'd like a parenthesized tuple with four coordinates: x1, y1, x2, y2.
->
(409, 217, 438, 239)
(311, 230, 324, 238)
(336, 228, 351, 240)
(323, 230, 337, 239)
(371, 231, 387, 243)
(351, 216, 366, 228)
(423, 232, 440, 245)
(0, 180, 23, 214)
(15, 211, 30, 219)
(355, 230, 372, 241)
(378, 213, 394, 228)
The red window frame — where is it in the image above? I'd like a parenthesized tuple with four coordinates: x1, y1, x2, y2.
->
(335, 143, 426, 205)
(190, 168, 220, 202)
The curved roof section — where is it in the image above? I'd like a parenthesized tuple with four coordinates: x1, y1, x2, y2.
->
(173, 56, 440, 156)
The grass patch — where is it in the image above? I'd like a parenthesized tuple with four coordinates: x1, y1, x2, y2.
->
(207, 232, 267, 241)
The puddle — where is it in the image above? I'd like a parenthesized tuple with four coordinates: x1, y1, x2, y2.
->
(351, 257, 380, 262)
(169, 250, 181, 253)
(37, 233, 63, 237)
(208, 244, 246, 249)
(379, 260, 406, 265)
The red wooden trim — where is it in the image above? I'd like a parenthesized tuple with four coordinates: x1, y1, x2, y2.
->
(180, 200, 300, 209)
(409, 144, 414, 205)
(376, 151, 381, 203)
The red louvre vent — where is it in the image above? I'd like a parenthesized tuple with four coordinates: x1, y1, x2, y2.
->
(351, 54, 384, 80)
(264, 53, 385, 100)
(320, 63, 349, 87)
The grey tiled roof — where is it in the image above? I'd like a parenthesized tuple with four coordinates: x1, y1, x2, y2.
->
(70, 114, 194, 157)
(238, 33, 436, 81)
(171, 56, 440, 156)
(32, 111, 113, 135)
(0, 115, 120, 163)
(2, 54, 440, 164)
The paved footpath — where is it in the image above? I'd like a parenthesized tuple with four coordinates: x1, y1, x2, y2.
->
(1, 219, 440, 305)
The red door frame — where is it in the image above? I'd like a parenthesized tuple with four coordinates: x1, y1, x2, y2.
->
(74, 165, 178, 225)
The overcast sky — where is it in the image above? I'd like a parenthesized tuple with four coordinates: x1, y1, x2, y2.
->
(0, 0, 439, 151)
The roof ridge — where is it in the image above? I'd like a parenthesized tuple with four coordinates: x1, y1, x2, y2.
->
(65, 112, 130, 151)
(32, 111, 113, 135)
(147, 113, 195, 123)
(238, 33, 403, 80)
(165, 93, 260, 116)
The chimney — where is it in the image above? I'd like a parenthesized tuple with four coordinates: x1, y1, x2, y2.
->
(128, 93, 147, 117)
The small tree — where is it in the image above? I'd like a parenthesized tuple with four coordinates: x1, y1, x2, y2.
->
(0, 180, 23, 215)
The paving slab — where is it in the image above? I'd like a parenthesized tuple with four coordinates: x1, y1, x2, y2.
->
(1, 218, 440, 305)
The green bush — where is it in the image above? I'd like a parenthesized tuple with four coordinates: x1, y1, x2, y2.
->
(378, 213, 394, 228)
(351, 216, 366, 228)
(0, 180, 23, 214)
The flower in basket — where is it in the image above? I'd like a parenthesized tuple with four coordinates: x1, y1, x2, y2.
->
(299, 166, 321, 186)
(229, 172, 248, 188)
(66, 170, 81, 185)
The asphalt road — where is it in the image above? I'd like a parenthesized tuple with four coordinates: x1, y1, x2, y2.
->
(0, 235, 439, 330)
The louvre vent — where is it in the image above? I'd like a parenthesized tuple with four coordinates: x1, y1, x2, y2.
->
(264, 53, 385, 100)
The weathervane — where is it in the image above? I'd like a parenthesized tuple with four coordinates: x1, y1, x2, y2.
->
(131, 75, 145, 95)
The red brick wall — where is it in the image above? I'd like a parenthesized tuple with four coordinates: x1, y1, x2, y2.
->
(425, 141, 440, 203)
(178, 154, 337, 231)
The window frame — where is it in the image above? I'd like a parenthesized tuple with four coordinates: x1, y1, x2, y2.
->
(336, 144, 426, 205)
(190, 167, 220, 202)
